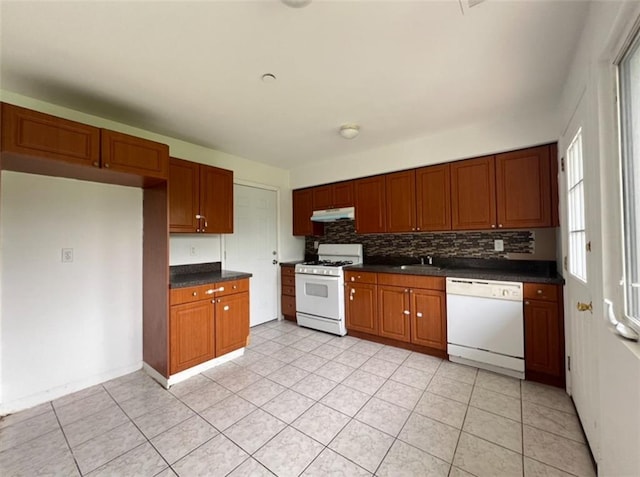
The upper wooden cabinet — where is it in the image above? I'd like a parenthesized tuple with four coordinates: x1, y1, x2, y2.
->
(451, 146, 554, 230)
(416, 164, 452, 231)
(496, 145, 551, 229)
(101, 129, 168, 179)
(169, 157, 233, 234)
(1, 102, 100, 167)
(1, 103, 169, 184)
(293, 188, 315, 236)
(200, 165, 234, 233)
(354, 175, 386, 233)
(385, 170, 416, 233)
(312, 181, 354, 210)
(451, 155, 497, 230)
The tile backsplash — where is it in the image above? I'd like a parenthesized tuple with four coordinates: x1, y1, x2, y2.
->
(305, 221, 534, 259)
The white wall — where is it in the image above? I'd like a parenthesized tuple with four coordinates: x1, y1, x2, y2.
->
(290, 106, 559, 188)
(557, 1, 640, 475)
(169, 234, 222, 266)
(0, 172, 142, 413)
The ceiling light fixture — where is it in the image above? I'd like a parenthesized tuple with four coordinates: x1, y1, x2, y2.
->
(281, 0, 312, 8)
(339, 124, 360, 139)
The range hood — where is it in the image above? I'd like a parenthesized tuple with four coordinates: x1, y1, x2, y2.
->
(311, 207, 355, 222)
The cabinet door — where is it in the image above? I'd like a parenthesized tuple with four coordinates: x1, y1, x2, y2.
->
(169, 158, 199, 233)
(524, 299, 563, 379)
(385, 170, 416, 232)
(451, 156, 496, 230)
(346, 283, 378, 334)
(293, 188, 314, 236)
(101, 129, 169, 179)
(200, 165, 234, 233)
(1, 102, 100, 167)
(170, 301, 215, 374)
(312, 185, 333, 210)
(215, 292, 250, 356)
(332, 181, 354, 208)
(354, 175, 386, 234)
(411, 289, 446, 350)
(378, 285, 411, 342)
(416, 164, 452, 231)
(496, 145, 551, 228)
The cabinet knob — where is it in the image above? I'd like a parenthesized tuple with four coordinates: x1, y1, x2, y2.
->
(93, 161, 99, 167)
(537, 289, 543, 295)
(525, 301, 530, 305)
(403, 310, 410, 315)
(404, 289, 409, 293)
(491, 224, 496, 228)
(416, 312, 423, 318)
(192, 291, 197, 296)
(417, 227, 421, 231)
(350, 277, 355, 282)
(197, 229, 200, 232)
(233, 285, 237, 289)
(498, 224, 503, 228)
(104, 163, 110, 168)
(412, 227, 416, 231)
(223, 305, 230, 311)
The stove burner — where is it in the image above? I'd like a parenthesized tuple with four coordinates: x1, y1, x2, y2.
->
(302, 260, 354, 267)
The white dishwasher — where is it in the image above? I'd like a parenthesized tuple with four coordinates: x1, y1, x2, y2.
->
(446, 277, 524, 379)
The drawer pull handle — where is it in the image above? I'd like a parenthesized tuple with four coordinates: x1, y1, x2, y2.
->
(205, 289, 214, 295)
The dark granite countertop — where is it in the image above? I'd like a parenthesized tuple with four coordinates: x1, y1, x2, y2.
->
(280, 261, 303, 267)
(170, 262, 252, 289)
(345, 257, 564, 285)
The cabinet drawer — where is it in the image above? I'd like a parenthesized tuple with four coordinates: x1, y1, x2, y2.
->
(282, 275, 295, 287)
(345, 271, 377, 284)
(377, 273, 445, 291)
(170, 284, 217, 305)
(281, 266, 296, 277)
(282, 294, 296, 317)
(215, 279, 249, 297)
(282, 286, 296, 296)
(524, 283, 559, 302)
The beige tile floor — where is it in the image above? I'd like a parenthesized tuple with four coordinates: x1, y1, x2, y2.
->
(0, 319, 596, 477)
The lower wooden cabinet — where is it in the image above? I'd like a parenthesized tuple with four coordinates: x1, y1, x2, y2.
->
(346, 272, 446, 353)
(524, 283, 565, 387)
(411, 289, 446, 350)
(378, 286, 411, 342)
(346, 282, 378, 334)
(215, 292, 250, 356)
(281, 265, 296, 321)
(170, 300, 215, 374)
(169, 278, 250, 375)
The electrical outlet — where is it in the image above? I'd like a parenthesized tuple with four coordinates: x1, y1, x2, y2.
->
(314, 241, 319, 249)
(494, 239, 504, 252)
(189, 246, 197, 256)
(62, 248, 73, 263)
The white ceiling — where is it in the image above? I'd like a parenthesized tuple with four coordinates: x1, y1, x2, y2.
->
(0, 1, 590, 170)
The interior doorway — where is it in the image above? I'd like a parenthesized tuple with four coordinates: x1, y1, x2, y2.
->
(224, 184, 279, 326)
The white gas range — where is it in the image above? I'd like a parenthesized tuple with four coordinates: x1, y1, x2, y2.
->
(295, 244, 363, 336)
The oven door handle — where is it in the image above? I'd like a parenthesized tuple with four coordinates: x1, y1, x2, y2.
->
(295, 274, 340, 283)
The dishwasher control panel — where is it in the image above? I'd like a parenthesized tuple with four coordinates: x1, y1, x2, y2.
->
(446, 278, 523, 301)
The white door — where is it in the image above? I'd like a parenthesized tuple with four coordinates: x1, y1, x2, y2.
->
(559, 88, 603, 459)
(224, 184, 278, 326)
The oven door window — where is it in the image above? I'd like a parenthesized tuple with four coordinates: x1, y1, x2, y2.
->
(305, 282, 329, 298)
(295, 274, 342, 320)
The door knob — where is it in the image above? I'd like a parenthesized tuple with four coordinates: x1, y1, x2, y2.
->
(576, 301, 593, 313)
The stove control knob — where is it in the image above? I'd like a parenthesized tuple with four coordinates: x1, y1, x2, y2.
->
(502, 289, 509, 297)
